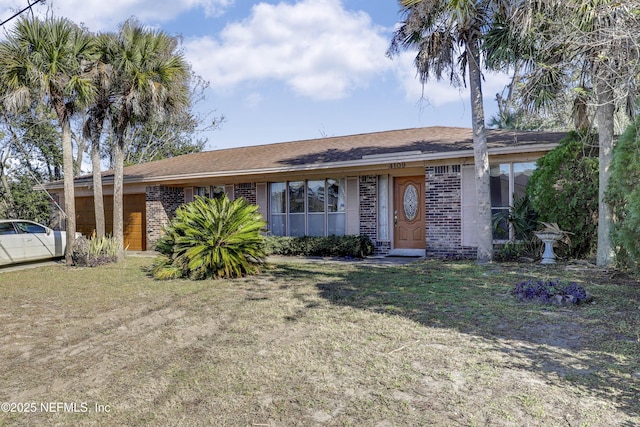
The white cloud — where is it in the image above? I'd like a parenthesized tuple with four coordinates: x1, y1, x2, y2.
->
(391, 50, 512, 107)
(0, 0, 233, 31)
(185, 0, 391, 100)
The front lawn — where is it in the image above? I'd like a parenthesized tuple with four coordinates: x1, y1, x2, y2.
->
(0, 258, 638, 426)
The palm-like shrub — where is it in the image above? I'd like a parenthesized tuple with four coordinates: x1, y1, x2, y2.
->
(152, 196, 267, 280)
(492, 195, 542, 260)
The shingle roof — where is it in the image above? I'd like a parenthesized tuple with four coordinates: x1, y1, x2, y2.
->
(65, 126, 566, 186)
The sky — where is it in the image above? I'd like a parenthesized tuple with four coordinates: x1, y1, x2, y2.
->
(0, 0, 512, 151)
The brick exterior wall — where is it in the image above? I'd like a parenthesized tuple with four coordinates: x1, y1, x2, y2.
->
(376, 240, 391, 255)
(145, 183, 258, 249)
(425, 165, 475, 258)
(146, 186, 184, 248)
(234, 183, 256, 204)
(141, 173, 477, 258)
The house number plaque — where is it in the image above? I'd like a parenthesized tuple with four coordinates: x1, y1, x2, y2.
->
(389, 162, 406, 169)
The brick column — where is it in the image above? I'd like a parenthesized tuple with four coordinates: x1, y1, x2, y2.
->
(425, 165, 473, 258)
(146, 186, 184, 249)
(234, 183, 256, 204)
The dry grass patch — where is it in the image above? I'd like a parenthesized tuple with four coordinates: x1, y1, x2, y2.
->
(0, 258, 638, 426)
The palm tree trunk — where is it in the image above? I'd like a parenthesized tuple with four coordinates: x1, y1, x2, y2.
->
(113, 140, 125, 261)
(61, 118, 77, 266)
(74, 134, 86, 177)
(595, 67, 615, 267)
(468, 39, 493, 264)
(91, 139, 105, 238)
(0, 159, 15, 217)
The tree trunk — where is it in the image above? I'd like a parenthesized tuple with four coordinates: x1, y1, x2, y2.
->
(61, 118, 76, 266)
(74, 131, 86, 177)
(0, 153, 15, 217)
(91, 138, 106, 238)
(595, 68, 615, 267)
(468, 39, 493, 264)
(113, 140, 125, 262)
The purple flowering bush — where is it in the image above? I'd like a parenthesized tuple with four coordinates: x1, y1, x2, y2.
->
(512, 279, 593, 306)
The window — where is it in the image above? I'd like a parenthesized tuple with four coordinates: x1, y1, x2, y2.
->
(195, 185, 225, 199)
(0, 223, 16, 235)
(327, 178, 346, 236)
(288, 181, 305, 236)
(307, 180, 325, 237)
(378, 175, 389, 241)
(14, 221, 47, 234)
(269, 179, 346, 237)
(490, 162, 536, 240)
(270, 182, 286, 236)
(490, 164, 511, 240)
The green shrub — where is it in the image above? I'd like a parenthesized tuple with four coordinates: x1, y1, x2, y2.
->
(264, 234, 374, 259)
(494, 241, 534, 262)
(72, 233, 120, 267)
(607, 118, 640, 272)
(88, 234, 120, 266)
(152, 196, 267, 280)
(526, 131, 599, 259)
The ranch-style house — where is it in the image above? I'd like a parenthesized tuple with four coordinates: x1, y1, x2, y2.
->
(45, 126, 566, 257)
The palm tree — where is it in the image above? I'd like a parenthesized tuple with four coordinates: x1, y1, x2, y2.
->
(83, 33, 115, 239)
(0, 17, 96, 265)
(388, 0, 507, 263)
(487, 1, 640, 267)
(576, 1, 638, 267)
(484, 6, 584, 131)
(105, 19, 190, 261)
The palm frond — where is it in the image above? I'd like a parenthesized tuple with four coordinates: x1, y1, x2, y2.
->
(152, 195, 267, 280)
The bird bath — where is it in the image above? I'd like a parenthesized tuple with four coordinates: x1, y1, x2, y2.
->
(535, 231, 563, 265)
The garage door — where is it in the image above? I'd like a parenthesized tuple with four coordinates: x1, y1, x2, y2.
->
(75, 194, 146, 251)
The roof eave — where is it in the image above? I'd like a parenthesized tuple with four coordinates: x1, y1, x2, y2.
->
(44, 142, 558, 190)
(123, 142, 558, 184)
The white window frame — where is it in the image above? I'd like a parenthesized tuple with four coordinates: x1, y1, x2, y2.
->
(491, 162, 536, 242)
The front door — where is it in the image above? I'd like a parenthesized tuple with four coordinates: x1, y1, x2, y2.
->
(394, 176, 425, 250)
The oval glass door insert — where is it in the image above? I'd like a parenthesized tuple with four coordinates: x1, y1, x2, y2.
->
(403, 184, 418, 221)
